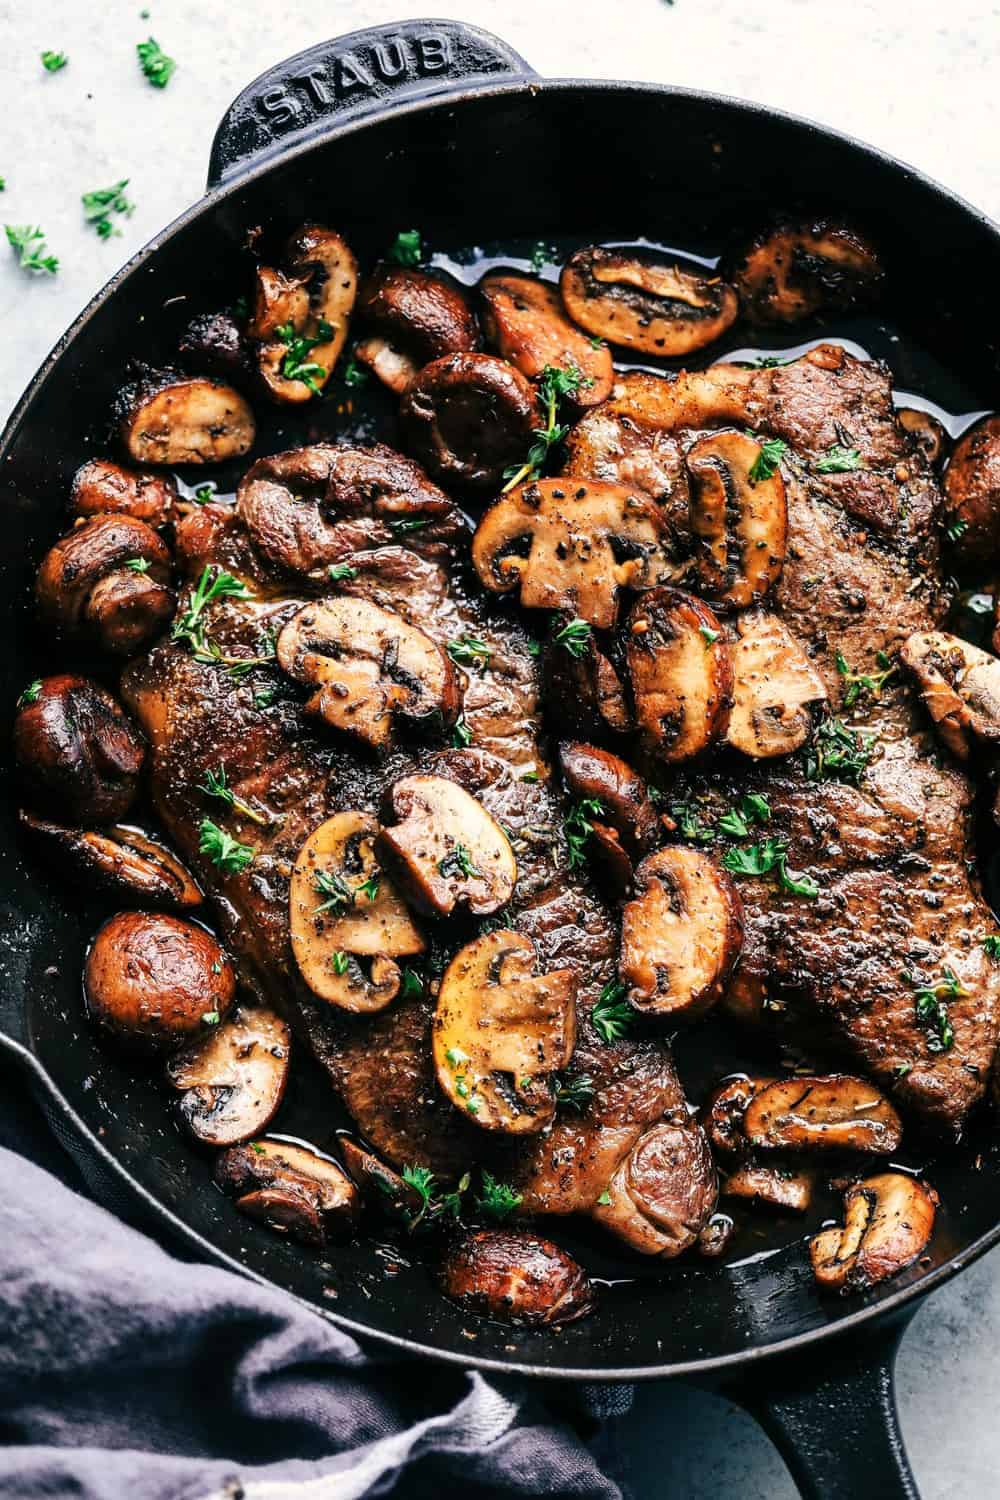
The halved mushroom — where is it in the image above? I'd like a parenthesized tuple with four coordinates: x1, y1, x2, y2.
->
(625, 587, 733, 761)
(479, 273, 612, 404)
(400, 352, 537, 492)
(591, 1117, 718, 1257)
(620, 847, 744, 1020)
(897, 408, 949, 470)
(378, 774, 516, 918)
(439, 1229, 595, 1326)
(276, 597, 458, 750)
(84, 911, 235, 1055)
(542, 620, 632, 739)
(19, 814, 202, 908)
(809, 1172, 937, 1293)
(338, 1138, 418, 1220)
(36, 515, 174, 656)
(722, 1162, 815, 1213)
(178, 309, 252, 384)
(432, 929, 576, 1133)
(289, 812, 425, 1012)
(355, 265, 478, 393)
(899, 630, 1000, 759)
(472, 478, 675, 630)
(560, 246, 739, 356)
(14, 675, 145, 824)
(558, 742, 659, 892)
(166, 1007, 290, 1147)
(731, 220, 883, 324)
(745, 1076, 903, 1154)
(248, 225, 358, 402)
(942, 415, 1000, 563)
(687, 430, 788, 610)
(70, 459, 176, 526)
(116, 370, 255, 465)
(215, 1139, 360, 1247)
(726, 610, 828, 758)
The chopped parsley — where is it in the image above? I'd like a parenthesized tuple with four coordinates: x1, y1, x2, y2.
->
(328, 562, 358, 583)
(330, 951, 349, 976)
(564, 797, 603, 871)
(341, 355, 368, 387)
(669, 797, 715, 843)
(554, 1073, 594, 1111)
(389, 517, 429, 537)
(312, 869, 355, 915)
(198, 818, 255, 875)
(814, 444, 864, 474)
(355, 871, 381, 904)
(401, 1163, 468, 1229)
(137, 36, 176, 88)
(17, 679, 42, 708)
(400, 968, 424, 999)
(198, 765, 268, 826)
(502, 362, 592, 490)
(717, 792, 771, 839)
(81, 180, 134, 240)
(192, 483, 216, 504)
(721, 837, 818, 899)
(5, 224, 58, 274)
(906, 966, 965, 1053)
(438, 843, 481, 881)
(554, 617, 592, 659)
(591, 979, 632, 1043)
(747, 434, 787, 485)
(983, 936, 1000, 961)
(450, 714, 472, 749)
(475, 1171, 523, 1222)
(805, 716, 877, 785)
(41, 50, 68, 72)
(172, 565, 250, 657)
(699, 624, 720, 645)
(276, 318, 333, 395)
(597, 1189, 612, 1206)
(386, 229, 422, 266)
(529, 240, 557, 271)
(945, 519, 969, 543)
(446, 635, 491, 669)
(201, 1010, 220, 1027)
(835, 649, 897, 709)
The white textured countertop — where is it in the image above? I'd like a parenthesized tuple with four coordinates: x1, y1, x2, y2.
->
(2, 2, 999, 1495)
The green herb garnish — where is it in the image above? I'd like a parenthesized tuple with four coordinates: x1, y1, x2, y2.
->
(17, 679, 42, 708)
(502, 363, 592, 490)
(438, 844, 481, 881)
(805, 716, 877, 785)
(198, 818, 255, 875)
(41, 50, 68, 72)
(945, 519, 969, 543)
(907, 966, 964, 1053)
(172, 565, 250, 657)
(400, 968, 424, 999)
(983, 936, 1000, 961)
(564, 797, 603, 871)
(386, 229, 422, 266)
(312, 869, 354, 915)
(341, 356, 368, 387)
(554, 617, 592, 659)
(721, 837, 818, 899)
(276, 318, 333, 395)
(137, 36, 175, 88)
(450, 714, 472, 748)
(814, 444, 864, 474)
(5, 224, 58, 274)
(124, 556, 150, 574)
(476, 1171, 523, 1223)
(554, 1073, 594, 1111)
(330, 951, 349, 976)
(81, 180, 133, 240)
(835, 649, 897, 709)
(529, 240, 557, 271)
(328, 562, 358, 583)
(201, 1010, 220, 1026)
(747, 434, 787, 485)
(198, 765, 268, 826)
(447, 635, 491, 669)
(591, 979, 632, 1043)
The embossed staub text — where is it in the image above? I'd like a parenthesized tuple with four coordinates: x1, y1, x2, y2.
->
(257, 32, 452, 128)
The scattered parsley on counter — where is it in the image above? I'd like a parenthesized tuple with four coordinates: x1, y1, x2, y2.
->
(386, 229, 422, 266)
(137, 36, 175, 88)
(476, 1171, 523, 1223)
(41, 50, 68, 72)
(17, 679, 42, 708)
(814, 444, 864, 474)
(198, 818, 255, 875)
(591, 980, 633, 1043)
(747, 434, 787, 484)
(5, 224, 58, 274)
(82, 179, 134, 240)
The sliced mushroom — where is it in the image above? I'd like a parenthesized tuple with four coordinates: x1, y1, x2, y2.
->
(338, 1138, 418, 1219)
(355, 265, 478, 393)
(722, 1162, 815, 1213)
(687, 430, 788, 610)
(432, 929, 576, 1133)
(942, 415, 1000, 563)
(289, 812, 424, 1012)
(558, 742, 659, 892)
(591, 1117, 717, 1257)
(560, 246, 738, 356)
(479, 273, 612, 403)
(703, 1075, 761, 1155)
(726, 610, 828, 758)
(744, 1076, 903, 1155)
(620, 847, 744, 1020)
(809, 1172, 938, 1293)
(70, 459, 176, 526)
(542, 620, 632, 739)
(625, 587, 733, 762)
(36, 515, 174, 656)
(378, 774, 516, 918)
(248, 226, 358, 402)
(900, 630, 1000, 759)
(215, 1139, 360, 1247)
(166, 1007, 290, 1147)
(439, 1229, 595, 1326)
(898, 407, 949, 470)
(84, 911, 235, 1055)
(731, 221, 883, 324)
(276, 597, 458, 750)
(19, 813, 202, 908)
(473, 478, 675, 629)
(116, 370, 256, 465)
(400, 352, 537, 492)
(178, 309, 252, 384)
(14, 675, 145, 823)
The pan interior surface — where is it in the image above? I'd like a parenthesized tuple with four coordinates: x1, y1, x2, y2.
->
(2, 82, 1000, 1377)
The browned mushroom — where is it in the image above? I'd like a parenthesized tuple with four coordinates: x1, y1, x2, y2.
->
(36, 515, 174, 655)
(591, 1117, 718, 1256)
(289, 812, 424, 1012)
(432, 929, 577, 1133)
(542, 620, 632, 739)
(722, 1162, 815, 1213)
(900, 630, 1000, 758)
(898, 407, 949, 470)
(703, 1076, 760, 1155)
(84, 911, 235, 1054)
(560, 246, 738, 356)
(236, 442, 463, 583)
(215, 1139, 360, 1247)
(620, 847, 744, 1020)
(726, 610, 828, 758)
(14, 675, 145, 823)
(809, 1172, 938, 1293)
(70, 459, 176, 526)
(166, 1007, 290, 1147)
(731, 221, 883, 324)
(19, 814, 202, 908)
(178, 309, 252, 384)
(558, 741, 659, 892)
(400, 352, 538, 493)
(748, 1076, 902, 1154)
(625, 587, 733, 761)
(338, 1138, 418, 1220)
(355, 265, 477, 393)
(116, 370, 256, 465)
(479, 273, 612, 403)
(439, 1229, 595, 1326)
(248, 226, 358, 402)
(942, 415, 1000, 562)
(378, 774, 516, 918)
(472, 478, 675, 629)
(276, 598, 458, 749)
(687, 430, 788, 610)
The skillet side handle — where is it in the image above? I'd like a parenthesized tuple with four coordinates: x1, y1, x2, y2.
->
(729, 1315, 919, 1499)
(207, 20, 535, 188)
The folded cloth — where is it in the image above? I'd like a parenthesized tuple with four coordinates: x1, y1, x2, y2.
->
(0, 1065, 624, 1500)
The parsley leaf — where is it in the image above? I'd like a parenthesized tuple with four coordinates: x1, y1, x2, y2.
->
(984, 935, 1000, 961)
(386, 229, 422, 266)
(554, 617, 592, 658)
(450, 714, 472, 749)
(564, 797, 603, 871)
(814, 444, 864, 474)
(475, 1170, 523, 1222)
(5, 224, 58, 274)
(502, 363, 592, 490)
(805, 716, 877, 785)
(81, 179, 134, 240)
(447, 635, 491, 669)
(341, 355, 368, 387)
(137, 36, 176, 88)
(669, 798, 715, 843)
(835, 649, 897, 709)
(41, 50, 68, 72)
(171, 565, 250, 658)
(330, 951, 349, 975)
(591, 979, 632, 1043)
(17, 679, 42, 708)
(438, 844, 481, 881)
(529, 240, 557, 272)
(945, 519, 969, 544)
(721, 837, 818, 899)
(554, 1072, 594, 1111)
(747, 434, 787, 485)
(198, 765, 268, 826)
(906, 966, 964, 1053)
(198, 818, 255, 875)
(328, 562, 358, 583)
(276, 319, 333, 395)
(312, 869, 354, 915)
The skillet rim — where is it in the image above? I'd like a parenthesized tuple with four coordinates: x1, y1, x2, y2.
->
(2, 73, 1000, 1381)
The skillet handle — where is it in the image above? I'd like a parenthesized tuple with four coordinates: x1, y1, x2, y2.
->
(729, 1314, 918, 1498)
(207, 20, 535, 188)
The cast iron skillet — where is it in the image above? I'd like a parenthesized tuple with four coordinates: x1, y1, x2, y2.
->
(2, 20, 999, 1499)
